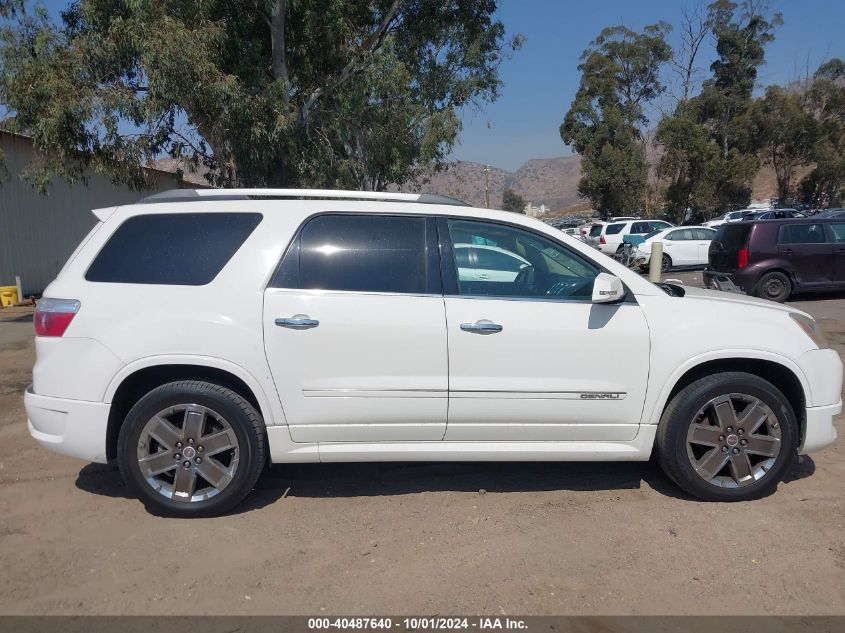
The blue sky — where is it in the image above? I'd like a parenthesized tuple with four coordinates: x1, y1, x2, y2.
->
(14, 0, 845, 171)
(455, 0, 845, 170)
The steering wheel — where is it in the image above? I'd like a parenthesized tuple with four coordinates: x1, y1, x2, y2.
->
(514, 265, 535, 290)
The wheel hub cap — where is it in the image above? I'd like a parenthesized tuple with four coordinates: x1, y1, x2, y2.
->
(686, 393, 782, 489)
(137, 404, 240, 503)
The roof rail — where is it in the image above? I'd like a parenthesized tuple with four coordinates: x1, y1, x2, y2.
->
(138, 188, 469, 206)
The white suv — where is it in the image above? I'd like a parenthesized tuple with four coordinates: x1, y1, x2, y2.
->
(26, 189, 841, 517)
(597, 219, 674, 255)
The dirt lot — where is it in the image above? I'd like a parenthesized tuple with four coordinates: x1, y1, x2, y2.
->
(0, 272, 843, 616)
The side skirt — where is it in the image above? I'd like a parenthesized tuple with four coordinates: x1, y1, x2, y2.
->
(266, 425, 657, 464)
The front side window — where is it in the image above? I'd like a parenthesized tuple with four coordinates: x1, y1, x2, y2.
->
(85, 212, 263, 285)
(778, 224, 828, 245)
(273, 214, 431, 293)
(829, 224, 845, 242)
(447, 219, 599, 300)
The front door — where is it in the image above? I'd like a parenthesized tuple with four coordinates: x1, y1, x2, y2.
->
(263, 214, 448, 442)
(828, 223, 845, 283)
(440, 218, 650, 442)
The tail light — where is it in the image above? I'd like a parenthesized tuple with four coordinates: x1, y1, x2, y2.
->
(737, 248, 749, 269)
(34, 298, 80, 337)
(599, 234, 606, 245)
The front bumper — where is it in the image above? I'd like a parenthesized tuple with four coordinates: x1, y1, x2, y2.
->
(25, 386, 110, 463)
(801, 401, 840, 454)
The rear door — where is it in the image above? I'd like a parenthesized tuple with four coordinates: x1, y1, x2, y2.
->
(263, 213, 448, 442)
(664, 229, 697, 265)
(777, 223, 834, 287)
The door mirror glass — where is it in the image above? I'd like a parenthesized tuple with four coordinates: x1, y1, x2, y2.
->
(592, 272, 626, 304)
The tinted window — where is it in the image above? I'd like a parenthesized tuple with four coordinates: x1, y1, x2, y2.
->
(630, 222, 650, 234)
(278, 214, 429, 293)
(695, 228, 716, 240)
(779, 224, 828, 245)
(650, 221, 672, 231)
(589, 224, 603, 237)
(85, 213, 262, 285)
(716, 224, 751, 250)
(606, 223, 625, 235)
(447, 219, 598, 300)
(830, 224, 845, 242)
(454, 245, 472, 267)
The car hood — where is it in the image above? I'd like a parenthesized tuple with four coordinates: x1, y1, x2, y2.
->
(676, 285, 810, 317)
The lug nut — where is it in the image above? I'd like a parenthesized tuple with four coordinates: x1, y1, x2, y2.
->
(718, 435, 725, 442)
(175, 441, 183, 449)
(740, 439, 748, 446)
(722, 446, 729, 453)
(732, 447, 740, 454)
(197, 445, 203, 452)
(196, 457, 202, 464)
(726, 427, 733, 433)
(737, 429, 744, 435)
(174, 453, 181, 460)
(182, 460, 191, 468)
(188, 438, 195, 444)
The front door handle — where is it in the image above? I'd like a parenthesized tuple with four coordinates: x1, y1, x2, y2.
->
(275, 315, 319, 329)
(460, 320, 503, 334)
(783, 249, 793, 255)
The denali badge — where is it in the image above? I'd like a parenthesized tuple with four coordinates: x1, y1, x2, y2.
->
(580, 393, 623, 400)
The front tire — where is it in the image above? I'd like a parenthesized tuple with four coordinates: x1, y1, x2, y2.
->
(661, 254, 672, 272)
(117, 380, 266, 517)
(656, 372, 799, 501)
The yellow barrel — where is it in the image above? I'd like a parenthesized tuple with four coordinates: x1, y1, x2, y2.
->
(0, 286, 19, 308)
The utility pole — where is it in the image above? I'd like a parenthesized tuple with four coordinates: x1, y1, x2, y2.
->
(483, 165, 491, 208)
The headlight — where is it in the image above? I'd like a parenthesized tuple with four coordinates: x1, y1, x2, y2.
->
(790, 313, 828, 349)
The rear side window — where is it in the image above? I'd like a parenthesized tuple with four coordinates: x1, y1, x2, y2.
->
(606, 223, 625, 235)
(695, 228, 716, 240)
(630, 222, 650, 234)
(85, 213, 262, 285)
(778, 224, 828, 245)
(273, 214, 431, 294)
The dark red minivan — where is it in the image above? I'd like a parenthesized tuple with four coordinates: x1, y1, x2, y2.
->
(704, 218, 845, 302)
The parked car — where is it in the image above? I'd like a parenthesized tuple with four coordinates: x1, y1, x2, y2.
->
(597, 219, 674, 255)
(705, 217, 845, 302)
(702, 210, 750, 228)
(26, 189, 840, 516)
(741, 209, 805, 221)
(583, 221, 606, 246)
(455, 243, 531, 282)
(816, 208, 845, 219)
(632, 226, 717, 271)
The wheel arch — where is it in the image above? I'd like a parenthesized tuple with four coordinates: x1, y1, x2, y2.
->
(104, 357, 279, 461)
(649, 353, 809, 442)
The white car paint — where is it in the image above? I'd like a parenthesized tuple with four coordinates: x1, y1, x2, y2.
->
(634, 226, 716, 268)
(702, 209, 757, 228)
(25, 190, 840, 475)
(597, 219, 674, 255)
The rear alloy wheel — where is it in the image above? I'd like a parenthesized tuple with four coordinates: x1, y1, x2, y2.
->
(118, 381, 265, 517)
(656, 372, 798, 501)
(755, 271, 791, 303)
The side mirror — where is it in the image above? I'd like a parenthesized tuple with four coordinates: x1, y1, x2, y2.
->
(592, 272, 626, 304)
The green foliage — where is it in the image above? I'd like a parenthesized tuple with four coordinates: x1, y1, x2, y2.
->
(560, 22, 671, 217)
(799, 59, 845, 207)
(0, 0, 520, 191)
(657, 0, 781, 220)
(501, 187, 524, 213)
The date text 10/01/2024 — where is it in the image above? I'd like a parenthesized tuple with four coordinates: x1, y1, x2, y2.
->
(307, 618, 528, 630)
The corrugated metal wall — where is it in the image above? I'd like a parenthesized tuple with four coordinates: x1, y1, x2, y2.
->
(0, 131, 184, 296)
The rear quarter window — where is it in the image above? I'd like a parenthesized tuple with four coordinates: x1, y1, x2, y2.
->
(85, 212, 262, 285)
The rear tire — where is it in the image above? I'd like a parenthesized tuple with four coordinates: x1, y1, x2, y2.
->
(661, 254, 672, 272)
(754, 271, 791, 303)
(117, 380, 265, 518)
(656, 372, 799, 501)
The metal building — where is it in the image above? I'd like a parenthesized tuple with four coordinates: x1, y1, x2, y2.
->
(0, 130, 196, 296)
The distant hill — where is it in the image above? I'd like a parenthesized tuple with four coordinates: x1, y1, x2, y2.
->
(400, 155, 792, 213)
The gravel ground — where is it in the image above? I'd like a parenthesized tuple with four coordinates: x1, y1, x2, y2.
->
(0, 275, 842, 615)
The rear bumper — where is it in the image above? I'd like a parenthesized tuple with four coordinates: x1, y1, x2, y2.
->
(25, 386, 110, 463)
(801, 401, 840, 454)
(703, 269, 747, 294)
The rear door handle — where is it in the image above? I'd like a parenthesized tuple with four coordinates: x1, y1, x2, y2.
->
(275, 316, 319, 329)
(460, 320, 503, 334)
(783, 249, 793, 255)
